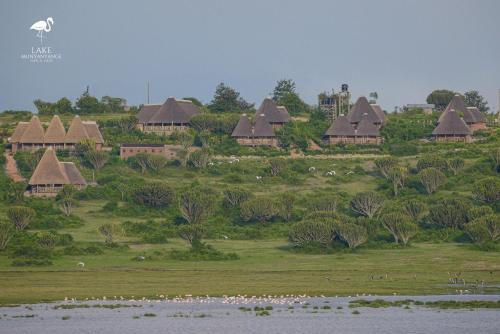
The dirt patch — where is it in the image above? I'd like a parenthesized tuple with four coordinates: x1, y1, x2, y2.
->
(4, 152, 25, 183)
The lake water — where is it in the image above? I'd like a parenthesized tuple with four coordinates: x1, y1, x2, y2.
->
(1, 295, 499, 334)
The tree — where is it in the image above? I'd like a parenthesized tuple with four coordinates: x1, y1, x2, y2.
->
(374, 157, 398, 179)
(387, 166, 408, 196)
(489, 148, 500, 173)
(7, 206, 35, 230)
(416, 156, 448, 172)
(272, 79, 296, 102)
(98, 223, 122, 245)
(101, 95, 126, 113)
(472, 178, 500, 204)
(240, 197, 278, 223)
(57, 185, 76, 216)
(307, 195, 338, 214)
(403, 199, 427, 221)
(380, 212, 418, 245)
(176, 149, 190, 168)
(146, 155, 168, 173)
(55, 97, 73, 114)
(418, 168, 446, 194)
(75, 89, 100, 114)
(269, 158, 285, 176)
(350, 191, 385, 218)
(276, 92, 310, 115)
(84, 150, 109, 181)
(288, 220, 335, 247)
(467, 206, 493, 222)
(179, 188, 213, 225)
(182, 97, 203, 107)
(0, 222, 15, 251)
(36, 232, 58, 249)
(336, 223, 368, 249)
(223, 188, 252, 207)
(116, 116, 138, 132)
(464, 90, 489, 113)
(111, 182, 130, 201)
(177, 132, 194, 149)
(74, 139, 96, 157)
(426, 90, 456, 111)
(5, 181, 27, 203)
(279, 193, 295, 222)
(447, 158, 465, 176)
(427, 199, 472, 229)
(470, 215, 500, 242)
(208, 83, 253, 113)
(464, 221, 489, 244)
(132, 183, 174, 208)
(189, 149, 211, 169)
(178, 224, 205, 245)
(134, 153, 149, 175)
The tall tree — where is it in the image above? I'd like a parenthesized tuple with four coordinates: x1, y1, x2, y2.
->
(426, 90, 455, 111)
(57, 185, 77, 216)
(208, 83, 253, 113)
(464, 90, 489, 113)
(272, 79, 296, 101)
(75, 89, 100, 114)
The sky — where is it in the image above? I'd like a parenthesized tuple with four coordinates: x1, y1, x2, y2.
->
(1, 0, 499, 113)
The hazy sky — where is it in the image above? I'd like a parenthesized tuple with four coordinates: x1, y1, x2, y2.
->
(1, 0, 499, 113)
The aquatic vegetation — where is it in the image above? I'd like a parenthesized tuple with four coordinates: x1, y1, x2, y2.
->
(61, 315, 70, 320)
(143, 312, 156, 317)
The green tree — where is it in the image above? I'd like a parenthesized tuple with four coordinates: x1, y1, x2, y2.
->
(223, 188, 252, 208)
(75, 89, 100, 114)
(374, 157, 398, 179)
(56, 185, 76, 216)
(84, 150, 109, 181)
(418, 168, 446, 194)
(472, 178, 500, 204)
(464, 90, 489, 113)
(402, 199, 427, 221)
(489, 148, 500, 173)
(288, 220, 335, 247)
(269, 158, 285, 176)
(189, 149, 211, 169)
(179, 188, 213, 225)
(98, 223, 122, 245)
(208, 83, 253, 113)
(7, 206, 35, 230)
(428, 199, 472, 229)
(279, 193, 296, 222)
(132, 183, 175, 208)
(36, 232, 58, 249)
(272, 79, 296, 101)
(146, 155, 168, 173)
(240, 197, 278, 223)
(380, 212, 418, 245)
(336, 223, 368, 249)
(0, 222, 15, 250)
(55, 97, 73, 114)
(387, 166, 408, 196)
(447, 158, 465, 176)
(276, 92, 310, 115)
(350, 191, 385, 218)
(426, 89, 456, 111)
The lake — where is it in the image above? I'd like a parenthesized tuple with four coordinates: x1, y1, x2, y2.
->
(1, 295, 499, 334)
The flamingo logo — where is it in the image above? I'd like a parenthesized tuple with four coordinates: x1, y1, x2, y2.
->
(30, 17, 54, 45)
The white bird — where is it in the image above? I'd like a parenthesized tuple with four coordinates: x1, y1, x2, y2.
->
(308, 167, 316, 172)
(30, 17, 54, 45)
(346, 171, 354, 175)
(77, 262, 85, 267)
(256, 176, 262, 180)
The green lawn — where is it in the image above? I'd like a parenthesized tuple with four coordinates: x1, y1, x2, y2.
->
(0, 240, 499, 304)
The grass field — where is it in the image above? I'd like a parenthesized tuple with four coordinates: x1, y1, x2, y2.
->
(0, 240, 499, 304)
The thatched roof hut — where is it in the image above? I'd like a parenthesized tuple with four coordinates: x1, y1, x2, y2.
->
(256, 98, 291, 124)
(231, 114, 253, 137)
(19, 116, 45, 144)
(253, 114, 275, 137)
(29, 147, 86, 186)
(370, 104, 386, 124)
(324, 115, 355, 137)
(346, 97, 383, 125)
(140, 98, 199, 124)
(44, 115, 66, 144)
(432, 110, 471, 136)
(356, 114, 381, 137)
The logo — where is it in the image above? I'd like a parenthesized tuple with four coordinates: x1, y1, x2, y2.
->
(20, 16, 62, 63)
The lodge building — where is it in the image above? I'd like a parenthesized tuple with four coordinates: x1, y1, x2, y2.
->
(27, 147, 87, 197)
(136, 97, 199, 135)
(231, 113, 278, 147)
(119, 143, 187, 159)
(439, 94, 487, 133)
(255, 98, 291, 129)
(9, 115, 104, 153)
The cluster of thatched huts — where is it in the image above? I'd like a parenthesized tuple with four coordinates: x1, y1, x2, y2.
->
(7, 92, 490, 196)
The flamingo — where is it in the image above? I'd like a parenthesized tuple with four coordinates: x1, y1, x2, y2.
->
(30, 17, 54, 45)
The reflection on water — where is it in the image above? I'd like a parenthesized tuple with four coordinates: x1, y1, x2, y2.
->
(1, 295, 499, 334)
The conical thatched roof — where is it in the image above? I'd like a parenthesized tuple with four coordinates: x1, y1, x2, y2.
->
(370, 104, 386, 124)
(439, 94, 471, 123)
(231, 114, 252, 137)
(65, 116, 89, 144)
(465, 107, 487, 123)
(347, 97, 381, 124)
(137, 104, 161, 123)
(19, 116, 45, 143)
(256, 98, 291, 123)
(324, 115, 355, 137)
(253, 114, 275, 137)
(432, 110, 471, 136)
(44, 115, 66, 143)
(356, 114, 380, 136)
(147, 98, 199, 124)
(29, 148, 70, 185)
(10, 122, 29, 143)
(61, 163, 87, 185)
(83, 121, 104, 144)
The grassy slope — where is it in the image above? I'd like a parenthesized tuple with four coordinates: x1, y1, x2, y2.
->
(0, 240, 499, 304)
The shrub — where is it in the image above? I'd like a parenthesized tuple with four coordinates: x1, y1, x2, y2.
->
(387, 166, 408, 196)
(465, 215, 500, 243)
(240, 197, 278, 223)
(467, 206, 493, 222)
(269, 158, 286, 176)
(288, 220, 335, 247)
(132, 183, 174, 208)
(447, 158, 465, 175)
(179, 188, 213, 225)
(380, 212, 418, 245)
(416, 156, 448, 172)
(307, 195, 338, 214)
(36, 232, 58, 249)
(350, 192, 385, 218)
(427, 199, 472, 229)
(170, 240, 239, 261)
(7, 206, 35, 230)
(402, 199, 427, 221)
(472, 178, 500, 204)
(374, 157, 398, 178)
(12, 259, 52, 267)
(335, 223, 368, 249)
(56, 185, 77, 216)
(178, 224, 205, 245)
(278, 193, 296, 222)
(223, 188, 252, 207)
(0, 222, 15, 250)
(146, 155, 168, 173)
(98, 223, 123, 245)
(418, 168, 446, 194)
(189, 149, 211, 169)
(489, 148, 500, 173)
(63, 245, 103, 255)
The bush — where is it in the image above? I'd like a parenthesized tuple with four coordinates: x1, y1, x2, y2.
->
(240, 197, 279, 223)
(467, 206, 493, 222)
(472, 178, 500, 204)
(417, 156, 448, 172)
(288, 220, 335, 247)
(7, 206, 35, 230)
(427, 199, 472, 229)
(350, 192, 385, 218)
(465, 215, 500, 243)
(402, 199, 427, 221)
(11, 259, 52, 267)
(418, 168, 446, 194)
(170, 240, 239, 261)
(223, 188, 252, 207)
(335, 223, 368, 249)
(132, 183, 175, 208)
(63, 245, 104, 256)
